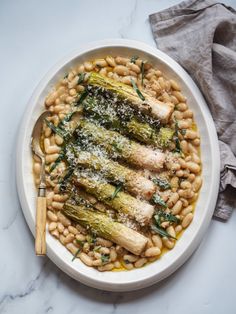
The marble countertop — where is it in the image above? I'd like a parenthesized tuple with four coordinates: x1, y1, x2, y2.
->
(1, 0, 236, 313)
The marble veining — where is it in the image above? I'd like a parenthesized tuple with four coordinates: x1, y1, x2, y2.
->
(0, 0, 236, 313)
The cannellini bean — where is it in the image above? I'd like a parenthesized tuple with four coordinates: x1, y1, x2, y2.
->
(124, 254, 138, 263)
(182, 109, 193, 118)
(184, 130, 198, 140)
(127, 62, 140, 73)
(114, 65, 129, 76)
(53, 194, 68, 202)
(68, 226, 79, 235)
(96, 237, 113, 247)
(48, 222, 57, 232)
(106, 56, 116, 67)
(63, 228, 69, 236)
(99, 68, 107, 76)
(114, 261, 121, 268)
(98, 263, 114, 272)
(57, 222, 65, 233)
(83, 242, 90, 253)
(180, 181, 192, 190)
(66, 243, 78, 255)
(46, 153, 59, 164)
(68, 76, 79, 89)
(188, 173, 196, 182)
(46, 192, 54, 207)
(167, 192, 179, 208)
(80, 252, 93, 266)
(186, 162, 201, 174)
(145, 247, 161, 257)
(191, 153, 201, 164)
(55, 134, 64, 145)
(76, 64, 84, 73)
(170, 79, 181, 91)
(57, 212, 71, 227)
(181, 205, 193, 216)
(100, 247, 110, 255)
(171, 200, 183, 215)
(134, 257, 148, 268)
(167, 226, 176, 239)
(115, 56, 128, 65)
(192, 176, 202, 192)
(51, 229, 59, 239)
(192, 138, 200, 146)
(182, 213, 193, 228)
(110, 249, 117, 262)
(121, 76, 135, 85)
(45, 91, 58, 106)
(178, 120, 192, 129)
(92, 259, 103, 267)
(64, 233, 74, 244)
(188, 143, 198, 154)
(172, 91, 186, 102)
(152, 234, 163, 249)
(176, 102, 187, 111)
(173, 112, 184, 121)
(163, 237, 175, 249)
(47, 210, 58, 222)
(178, 189, 194, 199)
(180, 198, 189, 207)
(175, 225, 183, 235)
(123, 262, 134, 270)
(52, 201, 64, 211)
(94, 59, 107, 68)
(170, 95, 179, 105)
(157, 77, 165, 90)
(59, 234, 65, 244)
(180, 140, 189, 154)
(76, 234, 86, 242)
(84, 61, 93, 71)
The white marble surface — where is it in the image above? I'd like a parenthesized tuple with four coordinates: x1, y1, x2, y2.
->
(0, 0, 236, 313)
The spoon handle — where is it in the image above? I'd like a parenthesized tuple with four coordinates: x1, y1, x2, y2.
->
(35, 194, 47, 255)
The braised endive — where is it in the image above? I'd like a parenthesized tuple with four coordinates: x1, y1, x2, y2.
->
(63, 203, 148, 255)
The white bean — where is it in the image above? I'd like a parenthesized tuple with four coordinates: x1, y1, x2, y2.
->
(182, 213, 193, 228)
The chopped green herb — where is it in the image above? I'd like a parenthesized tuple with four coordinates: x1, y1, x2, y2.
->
(58, 111, 75, 129)
(77, 72, 86, 84)
(101, 253, 110, 264)
(71, 248, 81, 261)
(75, 90, 88, 106)
(154, 212, 180, 225)
(72, 239, 85, 261)
(151, 224, 176, 240)
(130, 78, 145, 101)
(152, 178, 171, 190)
(130, 55, 139, 63)
(44, 119, 65, 138)
(110, 183, 123, 200)
(49, 150, 65, 172)
(173, 119, 181, 153)
(180, 129, 187, 136)
(152, 193, 167, 208)
(93, 245, 102, 252)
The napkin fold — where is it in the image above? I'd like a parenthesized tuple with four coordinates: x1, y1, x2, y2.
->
(149, 0, 236, 220)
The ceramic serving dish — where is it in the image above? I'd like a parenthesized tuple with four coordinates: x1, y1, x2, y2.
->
(16, 39, 220, 292)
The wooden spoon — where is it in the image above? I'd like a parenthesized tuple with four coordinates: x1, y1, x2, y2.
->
(31, 111, 51, 255)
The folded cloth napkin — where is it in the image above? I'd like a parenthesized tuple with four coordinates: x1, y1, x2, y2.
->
(149, 0, 236, 220)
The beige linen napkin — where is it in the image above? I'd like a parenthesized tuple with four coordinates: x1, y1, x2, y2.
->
(149, 0, 236, 220)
